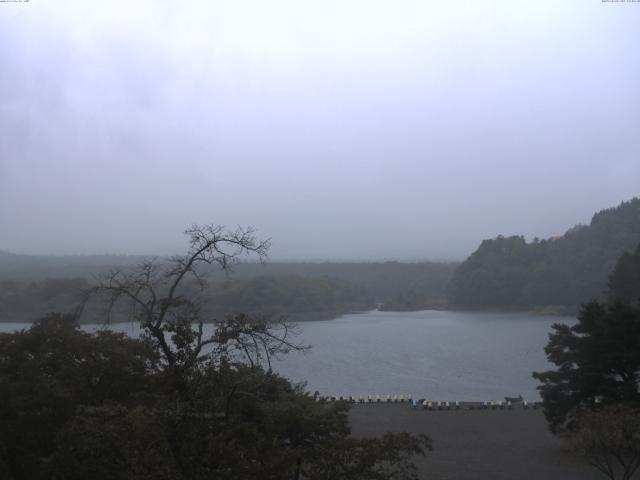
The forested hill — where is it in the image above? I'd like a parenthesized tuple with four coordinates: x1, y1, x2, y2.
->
(608, 242, 640, 307)
(447, 198, 640, 312)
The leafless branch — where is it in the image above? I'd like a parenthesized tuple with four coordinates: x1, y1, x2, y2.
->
(78, 224, 292, 377)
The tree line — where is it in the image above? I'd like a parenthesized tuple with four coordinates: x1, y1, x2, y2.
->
(0, 274, 375, 323)
(0, 254, 457, 322)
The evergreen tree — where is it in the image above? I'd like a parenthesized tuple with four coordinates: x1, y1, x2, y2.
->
(533, 301, 640, 434)
(608, 243, 640, 307)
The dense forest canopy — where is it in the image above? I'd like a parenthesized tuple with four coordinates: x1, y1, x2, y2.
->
(0, 256, 456, 322)
(0, 275, 373, 323)
(608, 242, 640, 307)
(447, 198, 640, 312)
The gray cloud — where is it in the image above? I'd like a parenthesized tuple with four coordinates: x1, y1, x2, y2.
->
(1, 0, 639, 260)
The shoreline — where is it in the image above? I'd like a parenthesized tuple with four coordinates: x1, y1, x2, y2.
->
(0, 306, 576, 325)
(379, 306, 578, 317)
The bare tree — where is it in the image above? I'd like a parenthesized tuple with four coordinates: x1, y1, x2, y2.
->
(80, 224, 305, 381)
(570, 406, 640, 480)
(213, 313, 304, 371)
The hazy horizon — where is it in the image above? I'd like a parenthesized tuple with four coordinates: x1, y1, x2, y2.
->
(1, 1, 639, 260)
(0, 196, 636, 262)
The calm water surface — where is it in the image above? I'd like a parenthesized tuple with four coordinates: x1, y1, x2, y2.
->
(0, 310, 571, 401)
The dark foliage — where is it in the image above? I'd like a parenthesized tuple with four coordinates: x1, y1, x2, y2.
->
(0, 225, 431, 480)
(533, 300, 640, 434)
(534, 246, 640, 434)
(608, 243, 640, 308)
(304, 432, 431, 480)
(448, 198, 640, 310)
(0, 313, 431, 480)
(0, 278, 89, 322)
(0, 275, 373, 323)
(202, 274, 376, 320)
(0, 313, 158, 479)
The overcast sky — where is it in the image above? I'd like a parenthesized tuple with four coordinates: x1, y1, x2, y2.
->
(0, 0, 639, 260)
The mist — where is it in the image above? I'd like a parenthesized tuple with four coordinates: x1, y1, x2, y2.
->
(1, 0, 639, 260)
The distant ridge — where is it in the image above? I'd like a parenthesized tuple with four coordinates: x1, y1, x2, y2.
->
(447, 198, 640, 312)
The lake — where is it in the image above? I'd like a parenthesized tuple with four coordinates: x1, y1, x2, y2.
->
(0, 309, 570, 401)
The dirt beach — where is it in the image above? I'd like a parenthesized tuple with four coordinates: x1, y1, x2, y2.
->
(348, 404, 602, 480)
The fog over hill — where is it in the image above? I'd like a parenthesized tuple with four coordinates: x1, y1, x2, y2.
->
(448, 198, 640, 312)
